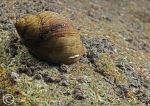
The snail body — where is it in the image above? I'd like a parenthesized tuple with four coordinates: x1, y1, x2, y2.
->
(15, 11, 85, 64)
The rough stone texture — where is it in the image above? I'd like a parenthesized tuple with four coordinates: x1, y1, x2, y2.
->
(0, 0, 150, 106)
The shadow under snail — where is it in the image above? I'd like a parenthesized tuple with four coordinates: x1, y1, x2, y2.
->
(15, 11, 85, 64)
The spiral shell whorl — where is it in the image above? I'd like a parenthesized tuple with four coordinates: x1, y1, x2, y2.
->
(15, 11, 85, 64)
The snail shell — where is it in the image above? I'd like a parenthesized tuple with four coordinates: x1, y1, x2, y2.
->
(15, 11, 85, 64)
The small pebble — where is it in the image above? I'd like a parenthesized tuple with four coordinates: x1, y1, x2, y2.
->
(63, 91, 71, 96)
(98, 95, 104, 104)
(77, 75, 90, 83)
(0, 89, 6, 94)
(59, 74, 69, 86)
(59, 79, 69, 86)
(58, 64, 71, 73)
(33, 74, 42, 80)
(10, 72, 19, 82)
(44, 76, 55, 83)
(73, 88, 86, 100)
(79, 55, 89, 64)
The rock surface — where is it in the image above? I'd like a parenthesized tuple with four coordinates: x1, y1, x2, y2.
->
(0, 0, 150, 106)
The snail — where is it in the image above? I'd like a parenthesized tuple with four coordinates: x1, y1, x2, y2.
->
(15, 11, 85, 64)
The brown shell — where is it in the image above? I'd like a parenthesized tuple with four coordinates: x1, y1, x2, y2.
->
(15, 11, 85, 64)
